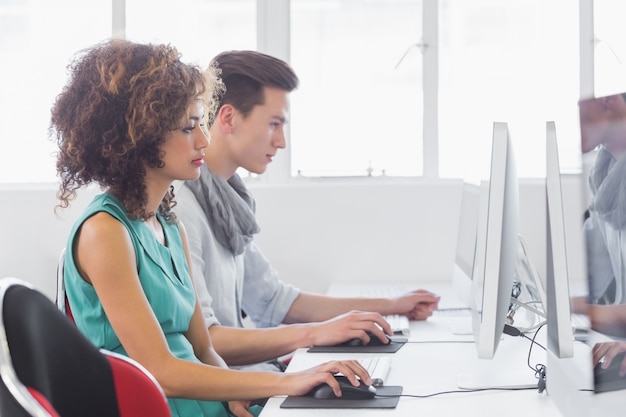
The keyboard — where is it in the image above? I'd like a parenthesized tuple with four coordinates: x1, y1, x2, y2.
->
(384, 314, 411, 336)
(353, 288, 412, 335)
(571, 313, 590, 332)
(358, 356, 392, 387)
(433, 306, 472, 316)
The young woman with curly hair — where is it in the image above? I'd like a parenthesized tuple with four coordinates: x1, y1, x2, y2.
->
(51, 38, 371, 417)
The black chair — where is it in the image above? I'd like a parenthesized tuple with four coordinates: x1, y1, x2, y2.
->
(0, 277, 170, 417)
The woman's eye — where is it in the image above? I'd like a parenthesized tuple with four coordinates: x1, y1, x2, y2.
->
(182, 126, 195, 133)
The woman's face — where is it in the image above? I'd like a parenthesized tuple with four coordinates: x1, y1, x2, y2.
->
(156, 99, 209, 182)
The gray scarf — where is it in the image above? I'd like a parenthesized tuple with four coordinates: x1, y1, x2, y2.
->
(184, 166, 260, 256)
(589, 147, 626, 230)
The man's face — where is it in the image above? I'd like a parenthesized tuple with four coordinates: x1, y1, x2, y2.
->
(229, 86, 290, 174)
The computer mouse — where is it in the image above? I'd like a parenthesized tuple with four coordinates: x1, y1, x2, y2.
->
(308, 376, 377, 400)
(594, 351, 626, 392)
(345, 331, 391, 347)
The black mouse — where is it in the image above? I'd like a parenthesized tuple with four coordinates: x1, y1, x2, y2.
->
(344, 331, 391, 347)
(308, 376, 377, 400)
(594, 351, 626, 392)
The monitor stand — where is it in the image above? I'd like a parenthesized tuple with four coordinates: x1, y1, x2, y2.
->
(456, 371, 538, 390)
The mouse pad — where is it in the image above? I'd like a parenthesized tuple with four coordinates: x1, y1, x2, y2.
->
(307, 337, 407, 353)
(594, 352, 626, 393)
(280, 385, 403, 409)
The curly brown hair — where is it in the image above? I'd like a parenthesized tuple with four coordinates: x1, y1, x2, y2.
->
(51, 38, 223, 222)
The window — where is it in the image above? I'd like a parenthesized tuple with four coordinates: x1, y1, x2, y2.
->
(438, 0, 579, 180)
(290, 0, 423, 177)
(126, 0, 255, 69)
(0, 1, 595, 183)
(0, 0, 255, 184)
(593, 0, 626, 97)
(0, 0, 110, 183)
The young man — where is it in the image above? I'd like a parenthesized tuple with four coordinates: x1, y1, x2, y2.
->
(174, 50, 440, 371)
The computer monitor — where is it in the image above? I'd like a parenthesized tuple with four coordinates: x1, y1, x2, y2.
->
(544, 119, 626, 417)
(456, 122, 539, 390)
(450, 182, 480, 307)
(545, 120, 575, 359)
(470, 121, 520, 360)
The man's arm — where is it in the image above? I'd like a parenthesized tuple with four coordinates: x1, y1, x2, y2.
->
(284, 290, 441, 324)
(209, 309, 398, 366)
(589, 304, 626, 338)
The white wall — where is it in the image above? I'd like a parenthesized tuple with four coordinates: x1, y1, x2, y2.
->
(0, 177, 586, 301)
(0, 184, 99, 300)
(250, 179, 463, 292)
(250, 176, 586, 295)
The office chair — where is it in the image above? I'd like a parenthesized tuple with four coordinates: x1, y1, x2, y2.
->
(0, 277, 171, 417)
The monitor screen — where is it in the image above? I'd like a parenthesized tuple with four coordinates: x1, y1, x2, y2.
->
(470, 121, 520, 360)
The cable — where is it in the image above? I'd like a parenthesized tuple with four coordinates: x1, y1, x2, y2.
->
(373, 386, 536, 399)
(403, 340, 475, 344)
(503, 323, 547, 393)
(509, 297, 546, 319)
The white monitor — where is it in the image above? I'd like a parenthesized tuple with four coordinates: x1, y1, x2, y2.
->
(544, 120, 625, 417)
(450, 182, 481, 307)
(470, 121, 520, 360)
(457, 122, 538, 390)
(455, 183, 480, 279)
(545, 120, 575, 359)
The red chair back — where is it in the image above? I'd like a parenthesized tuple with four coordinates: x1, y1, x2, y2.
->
(104, 351, 171, 417)
(0, 278, 171, 417)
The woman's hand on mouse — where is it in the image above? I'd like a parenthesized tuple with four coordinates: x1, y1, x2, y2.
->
(284, 359, 372, 397)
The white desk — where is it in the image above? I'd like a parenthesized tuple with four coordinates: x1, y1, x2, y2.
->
(259, 282, 563, 416)
(547, 335, 626, 417)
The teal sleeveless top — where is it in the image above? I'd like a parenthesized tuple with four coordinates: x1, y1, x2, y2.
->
(64, 193, 261, 417)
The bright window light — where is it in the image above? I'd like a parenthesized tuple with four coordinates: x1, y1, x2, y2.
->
(290, 0, 423, 177)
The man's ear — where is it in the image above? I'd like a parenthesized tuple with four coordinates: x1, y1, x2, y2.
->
(217, 104, 237, 134)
